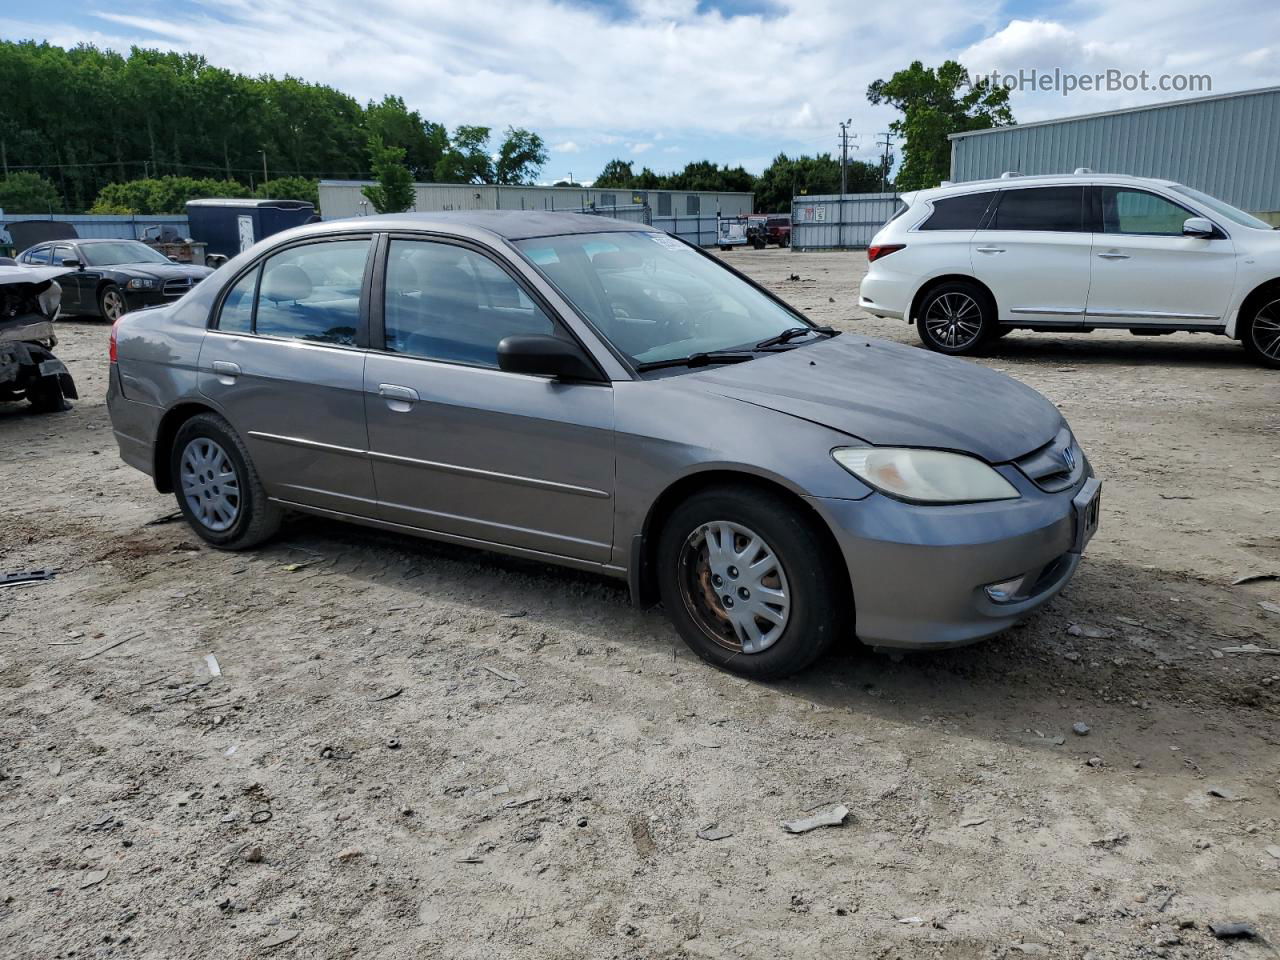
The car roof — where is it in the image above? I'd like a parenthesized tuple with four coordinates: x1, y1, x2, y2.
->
(913, 172, 1182, 200)
(310, 210, 659, 242)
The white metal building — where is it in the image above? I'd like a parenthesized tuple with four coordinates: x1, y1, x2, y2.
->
(317, 180, 754, 246)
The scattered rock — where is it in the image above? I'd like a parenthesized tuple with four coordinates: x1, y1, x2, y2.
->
(262, 930, 299, 948)
(79, 870, 108, 889)
(1087, 757, 1104, 768)
(696, 825, 733, 841)
(240, 845, 263, 863)
(1194, 839, 1212, 850)
(959, 816, 988, 828)
(1010, 943, 1050, 956)
(781, 805, 849, 834)
(1209, 922, 1259, 940)
(1206, 786, 1239, 801)
(1266, 845, 1280, 860)
(336, 846, 365, 862)
(1072, 722, 1091, 736)
(1068, 624, 1115, 639)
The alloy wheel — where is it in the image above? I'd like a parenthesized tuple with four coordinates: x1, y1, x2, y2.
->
(180, 437, 241, 532)
(1254, 299, 1280, 361)
(102, 289, 126, 322)
(676, 520, 791, 654)
(925, 292, 983, 349)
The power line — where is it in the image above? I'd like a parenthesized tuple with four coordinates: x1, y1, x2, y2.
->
(875, 132, 896, 193)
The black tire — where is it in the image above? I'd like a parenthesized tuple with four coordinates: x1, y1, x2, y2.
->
(779, 236, 789, 248)
(27, 377, 70, 413)
(170, 412, 281, 550)
(915, 280, 995, 355)
(656, 486, 843, 679)
(1241, 292, 1280, 369)
(98, 283, 127, 322)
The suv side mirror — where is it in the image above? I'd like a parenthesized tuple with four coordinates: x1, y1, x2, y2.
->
(497, 335, 600, 381)
(61, 258, 83, 268)
(1183, 217, 1216, 238)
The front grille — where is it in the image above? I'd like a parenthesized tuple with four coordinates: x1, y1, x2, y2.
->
(162, 277, 196, 297)
(1014, 427, 1085, 493)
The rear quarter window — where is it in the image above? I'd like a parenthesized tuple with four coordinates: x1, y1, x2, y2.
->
(919, 192, 996, 230)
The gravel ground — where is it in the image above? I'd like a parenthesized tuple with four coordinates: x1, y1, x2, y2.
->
(2, 248, 1279, 960)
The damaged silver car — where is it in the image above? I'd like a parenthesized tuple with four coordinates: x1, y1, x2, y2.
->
(0, 260, 78, 413)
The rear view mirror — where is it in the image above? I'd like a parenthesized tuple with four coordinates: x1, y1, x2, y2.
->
(497, 335, 600, 381)
(1183, 217, 1216, 238)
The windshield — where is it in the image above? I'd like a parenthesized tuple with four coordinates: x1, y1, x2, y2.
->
(1170, 185, 1273, 230)
(514, 231, 809, 366)
(81, 241, 172, 266)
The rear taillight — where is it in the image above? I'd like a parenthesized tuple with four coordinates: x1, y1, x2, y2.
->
(867, 244, 905, 262)
(109, 317, 120, 363)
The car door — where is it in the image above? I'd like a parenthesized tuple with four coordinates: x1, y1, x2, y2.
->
(50, 244, 82, 311)
(363, 235, 616, 563)
(197, 234, 378, 516)
(969, 185, 1092, 327)
(1085, 185, 1237, 328)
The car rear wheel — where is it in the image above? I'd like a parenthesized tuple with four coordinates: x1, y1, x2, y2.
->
(916, 281, 994, 355)
(171, 412, 281, 549)
(98, 284, 127, 322)
(656, 487, 842, 679)
(1242, 296, 1280, 369)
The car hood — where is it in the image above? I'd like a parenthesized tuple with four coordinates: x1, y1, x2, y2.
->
(685, 334, 1064, 463)
(106, 262, 214, 280)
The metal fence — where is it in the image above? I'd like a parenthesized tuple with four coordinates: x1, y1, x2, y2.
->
(566, 203, 723, 247)
(790, 193, 903, 250)
(0, 214, 192, 250)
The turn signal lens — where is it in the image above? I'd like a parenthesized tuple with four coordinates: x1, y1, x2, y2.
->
(109, 317, 120, 363)
(867, 243, 905, 262)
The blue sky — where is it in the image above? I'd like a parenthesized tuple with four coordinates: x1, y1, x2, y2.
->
(4, 0, 1277, 184)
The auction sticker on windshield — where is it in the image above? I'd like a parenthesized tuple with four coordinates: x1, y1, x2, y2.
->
(649, 234, 690, 251)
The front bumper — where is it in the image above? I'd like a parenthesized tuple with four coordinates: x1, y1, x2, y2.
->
(808, 471, 1098, 650)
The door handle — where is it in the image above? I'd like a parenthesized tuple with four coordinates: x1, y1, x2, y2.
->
(975, 246, 1006, 254)
(378, 383, 419, 403)
(211, 360, 241, 381)
(1096, 251, 1131, 260)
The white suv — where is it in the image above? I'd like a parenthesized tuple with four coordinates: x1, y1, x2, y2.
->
(859, 171, 1280, 368)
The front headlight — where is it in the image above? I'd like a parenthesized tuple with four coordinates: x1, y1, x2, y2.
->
(127, 278, 157, 290)
(832, 447, 1019, 504)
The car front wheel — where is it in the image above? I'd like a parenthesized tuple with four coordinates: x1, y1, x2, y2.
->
(98, 284, 127, 322)
(656, 487, 843, 678)
(170, 412, 281, 549)
(1242, 296, 1280, 369)
(916, 281, 994, 355)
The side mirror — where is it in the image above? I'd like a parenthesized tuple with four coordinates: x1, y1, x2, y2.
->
(61, 258, 83, 268)
(1183, 217, 1216, 238)
(168, 256, 181, 263)
(497, 334, 600, 381)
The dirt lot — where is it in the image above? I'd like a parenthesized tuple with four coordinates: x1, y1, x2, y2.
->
(2, 249, 1279, 960)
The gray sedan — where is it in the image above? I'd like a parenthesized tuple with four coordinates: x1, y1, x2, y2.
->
(106, 212, 1101, 678)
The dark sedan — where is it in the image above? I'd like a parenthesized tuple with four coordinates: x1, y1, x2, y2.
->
(17, 238, 214, 320)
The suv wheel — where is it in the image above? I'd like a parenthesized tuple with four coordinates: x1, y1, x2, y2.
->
(1242, 295, 1280, 369)
(171, 412, 281, 549)
(916, 281, 994, 355)
(656, 487, 842, 679)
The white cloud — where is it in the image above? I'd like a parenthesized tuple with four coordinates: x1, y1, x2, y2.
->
(629, 142, 655, 154)
(552, 140, 582, 153)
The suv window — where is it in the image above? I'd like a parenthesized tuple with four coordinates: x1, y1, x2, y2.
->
(919, 192, 995, 230)
(254, 239, 370, 345)
(1099, 187, 1196, 236)
(990, 186, 1084, 232)
(383, 239, 555, 368)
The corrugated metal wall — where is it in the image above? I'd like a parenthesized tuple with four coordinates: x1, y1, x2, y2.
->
(317, 180, 753, 246)
(0, 214, 191, 247)
(790, 193, 904, 250)
(950, 87, 1280, 213)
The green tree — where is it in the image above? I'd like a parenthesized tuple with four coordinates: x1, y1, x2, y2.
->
(361, 136, 415, 213)
(753, 153, 882, 212)
(256, 176, 320, 208)
(434, 125, 493, 183)
(0, 172, 62, 213)
(90, 176, 250, 214)
(495, 127, 548, 185)
(593, 159, 635, 188)
(364, 94, 447, 181)
(867, 60, 1013, 190)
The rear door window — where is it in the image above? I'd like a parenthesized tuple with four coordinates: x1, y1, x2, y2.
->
(990, 186, 1085, 232)
(919, 192, 995, 230)
(253, 239, 371, 346)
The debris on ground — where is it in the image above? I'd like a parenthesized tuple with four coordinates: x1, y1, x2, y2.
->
(1072, 722, 1091, 736)
(1209, 922, 1259, 940)
(205, 654, 221, 677)
(482, 664, 521, 683)
(959, 816, 988, 827)
(696, 825, 733, 841)
(1207, 786, 1241, 800)
(1218, 643, 1280, 656)
(78, 869, 108, 889)
(0, 568, 56, 588)
(261, 930, 299, 948)
(76, 633, 140, 661)
(782, 805, 849, 834)
(143, 511, 185, 526)
(1068, 624, 1115, 639)
(1232, 573, 1278, 585)
(367, 687, 403, 702)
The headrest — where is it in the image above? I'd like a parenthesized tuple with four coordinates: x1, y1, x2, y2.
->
(261, 264, 312, 303)
(387, 257, 419, 293)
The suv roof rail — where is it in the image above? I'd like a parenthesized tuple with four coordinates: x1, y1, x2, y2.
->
(1073, 167, 1094, 175)
(999, 171, 1023, 179)
(939, 180, 953, 187)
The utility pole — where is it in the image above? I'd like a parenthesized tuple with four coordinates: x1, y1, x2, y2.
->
(838, 119, 852, 199)
(259, 150, 269, 186)
(1, 138, 7, 177)
(876, 132, 895, 193)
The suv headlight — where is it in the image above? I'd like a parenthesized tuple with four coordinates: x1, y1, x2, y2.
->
(127, 278, 156, 290)
(833, 447, 1019, 504)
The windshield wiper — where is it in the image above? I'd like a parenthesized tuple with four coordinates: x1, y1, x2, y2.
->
(634, 351, 758, 372)
(755, 325, 837, 349)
